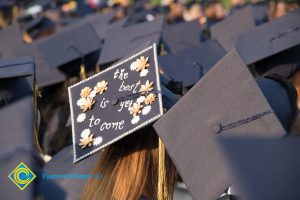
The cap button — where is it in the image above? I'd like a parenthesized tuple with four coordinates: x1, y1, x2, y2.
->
(213, 124, 222, 134)
(111, 99, 119, 106)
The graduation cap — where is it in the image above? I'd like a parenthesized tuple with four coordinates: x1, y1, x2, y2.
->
(153, 48, 285, 200)
(158, 39, 226, 87)
(255, 44, 300, 78)
(80, 12, 115, 40)
(75, 0, 94, 17)
(97, 15, 164, 65)
(0, 0, 14, 10)
(251, 1, 269, 26)
(256, 74, 299, 132)
(36, 22, 102, 69)
(0, 25, 23, 59)
(69, 43, 179, 162)
(162, 20, 201, 53)
(211, 5, 256, 51)
(21, 16, 55, 39)
(0, 95, 43, 200)
(0, 57, 34, 107)
(218, 137, 300, 200)
(38, 145, 100, 199)
(14, 43, 66, 88)
(236, 8, 300, 65)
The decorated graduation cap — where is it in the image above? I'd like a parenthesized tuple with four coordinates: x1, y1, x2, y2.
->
(211, 5, 256, 51)
(218, 137, 300, 200)
(162, 20, 201, 53)
(97, 15, 164, 65)
(36, 22, 101, 69)
(0, 57, 35, 107)
(153, 48, 286, 200)
(159, 39, 226, 87)
(236, 8, 300, 65)
(69, 43, 166, 162)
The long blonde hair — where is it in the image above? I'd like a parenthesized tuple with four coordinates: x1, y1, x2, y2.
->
(81, 127, 177, 200)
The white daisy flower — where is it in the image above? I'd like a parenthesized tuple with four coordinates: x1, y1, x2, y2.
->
(136, 96, 146, 103)
(131, 116, 140, 124)
(142, 105, 151, 115)
(140, 69, 149, 77)
(130, 61, 138, 71)
(89, 90, 97, 98)
(93, 136, 103, 146)
(81, 129, 91, 139)
(77, 97, 87, 107)
(76, 113, 86, 123)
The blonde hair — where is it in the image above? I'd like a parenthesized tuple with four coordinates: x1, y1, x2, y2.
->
(81, 128, 177, 200)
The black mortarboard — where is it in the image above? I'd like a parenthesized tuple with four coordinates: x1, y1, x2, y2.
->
(22, 16, 55, 39)
(0, 0, 14, 9)
(0, 96, 43, 200)
(218, 137, 300, 200)
(162, 20, 201, 53)
(36, 22, 101, 69)
(236, 8, 300, 65)
(80, 12, 115, 38)
(0, 25, 23, 59)
(0, 57, 34, 107)
(251, 1, 269, 26)
(158, 39, 226, 87)
(211, 5, 256, 51)
(255, 44, 300, 78)
(69, 43, 166, 162)
(76, 0, 94, 17)
(97, 16, 164, 65)
(14, 44, 66, 88)
(38, 145, 100, 200)
(256, 75, 299, 132)
(153, 49, 285, 200)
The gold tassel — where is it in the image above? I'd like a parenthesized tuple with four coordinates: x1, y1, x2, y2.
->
(80, 64, 87, 80)
(95, 65, 101, 73)
(0, 12, 6, 28)
(12, 5, 19, 22)
(160, 44, 167, 56)
(33, 79, 45, 164)
(158, 137, 169, 200)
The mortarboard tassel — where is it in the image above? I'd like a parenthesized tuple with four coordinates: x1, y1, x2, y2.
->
(12, 5, 20, 22)
(33, 64, 45, 164)
(80, 63, 87, 80)
(158, 137, 169, 200)
(95, 65, 101, 73)
(0, 12, 6, 28)
(67, 42, 87, 80)
(160, 44, 167, 56)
